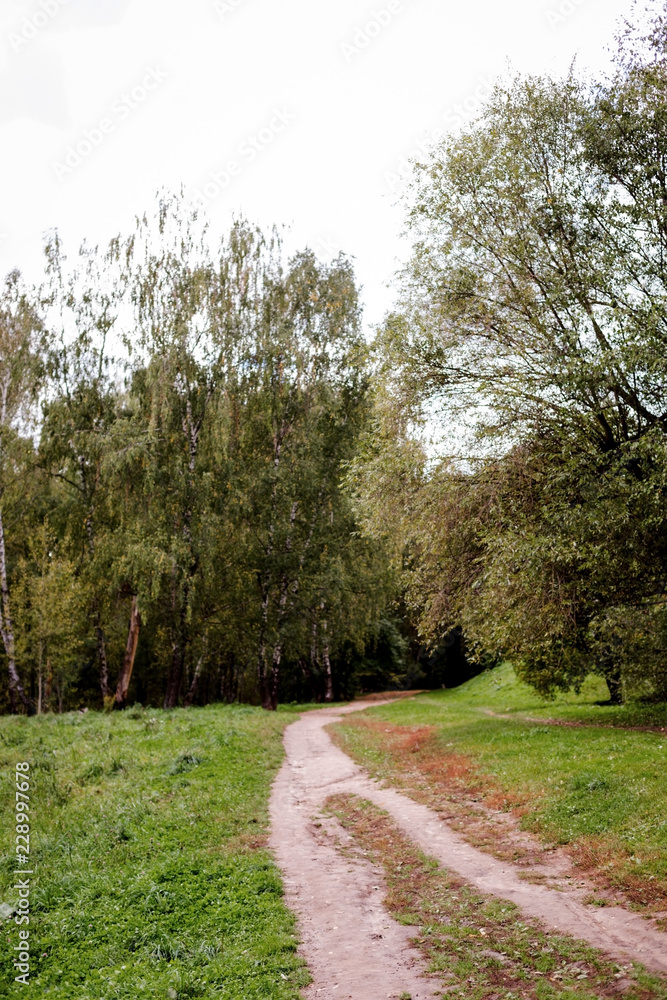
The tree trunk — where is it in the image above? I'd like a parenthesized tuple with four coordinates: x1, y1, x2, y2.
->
(258, 661, 271, 708)
(257, 585, 272, 708)
(259, 673, 272, 710)
(259, 559, 297, 712)
(164, 572, 189, 708)
(37, 640, 43, 716)
(96, 619, 110, 701)
(84, 507, 110, 703)
(259, 638, 282, 711)
(184, 644, 206, 708)
(299, 656, 321, 702)
(260, 641, 282, 711)
(45, 657, 52, 705)
(603, 661, 624, 704)
(320, 606, 333, 702)
(164, 405, 203, 710)
(220, 652, 238, 704)
(322, 637, 333, 703)
(114, 595, 141, 710)
(0, 505, 34, 715)
(164, 640, 185, 709)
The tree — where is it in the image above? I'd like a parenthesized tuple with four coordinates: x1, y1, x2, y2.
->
(224, 246, 371, 709)
(0, 198, 400, 713)
(39, 233, 122, 703)
(14, 524, 85, 713)
(0, 272, 42, 714)
(118, 200, 245, 709)
(361, 8, 667, 701)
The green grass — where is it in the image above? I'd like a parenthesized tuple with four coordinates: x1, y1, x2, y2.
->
(454, 667, 667, 730)
(0, 703, 310, 999)
(333, 666, 667, 907)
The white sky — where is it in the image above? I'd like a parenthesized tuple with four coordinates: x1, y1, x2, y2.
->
(1, 0, 635, 331)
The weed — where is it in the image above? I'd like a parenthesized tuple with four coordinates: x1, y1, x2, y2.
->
(168, 753, 202, 775)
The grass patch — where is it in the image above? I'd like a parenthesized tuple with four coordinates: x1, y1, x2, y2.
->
(331, 666, 667, 910)
(0, 704, 310, 999)
(327, 793, 667, 1000)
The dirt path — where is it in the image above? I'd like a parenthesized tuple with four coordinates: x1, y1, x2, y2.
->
(269, 700, 439, 999)
(269, 702, 667, 998)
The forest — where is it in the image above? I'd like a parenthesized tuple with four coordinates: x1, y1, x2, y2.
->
(2, 5, 667, 715)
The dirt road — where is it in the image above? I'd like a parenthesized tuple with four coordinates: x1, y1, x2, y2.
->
(269, 702, 667, 998)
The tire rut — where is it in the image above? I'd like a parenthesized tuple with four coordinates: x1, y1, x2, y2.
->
(269, 702, 667, 998)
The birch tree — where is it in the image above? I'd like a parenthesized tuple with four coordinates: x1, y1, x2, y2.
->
(40, 235, 121, 701)
(0, 272, 42, 713)
(226, 248, 367, 709)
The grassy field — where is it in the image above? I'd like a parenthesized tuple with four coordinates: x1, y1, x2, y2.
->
(332, 666, 667, 913)
(0, 703, 310, 999)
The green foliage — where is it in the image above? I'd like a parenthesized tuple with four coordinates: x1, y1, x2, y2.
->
(0, 201, 399, 713)
(6, 4, 667, 711)
(332, 615, 410, 698)
(13, 526, 87, 713)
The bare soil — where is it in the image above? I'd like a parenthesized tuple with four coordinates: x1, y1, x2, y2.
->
(269, 701, 667, 998)
(327, 793, 650, 1000)
(269, 701, 440, 999)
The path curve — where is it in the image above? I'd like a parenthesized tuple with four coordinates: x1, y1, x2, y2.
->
(269, 701, 667, 998)
(269, 700, 439, 999)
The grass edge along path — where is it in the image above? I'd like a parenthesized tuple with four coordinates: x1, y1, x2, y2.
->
(0, 703, 312, 1000)
(330, 667, 667, 917)
(326, 793, 667, 1000)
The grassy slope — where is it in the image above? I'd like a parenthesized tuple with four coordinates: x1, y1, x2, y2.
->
(334, 666, 667, 908)
(0, 704, 309, 999)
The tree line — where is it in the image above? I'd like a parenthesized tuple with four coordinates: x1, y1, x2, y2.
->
(0, 211, 407, 714)
(2, 3, 667, 712)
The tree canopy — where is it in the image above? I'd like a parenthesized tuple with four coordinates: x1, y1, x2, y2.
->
(0, 204, 402, 712)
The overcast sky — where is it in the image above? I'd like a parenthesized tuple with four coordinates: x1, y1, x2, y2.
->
(1, 0, 635, 330)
